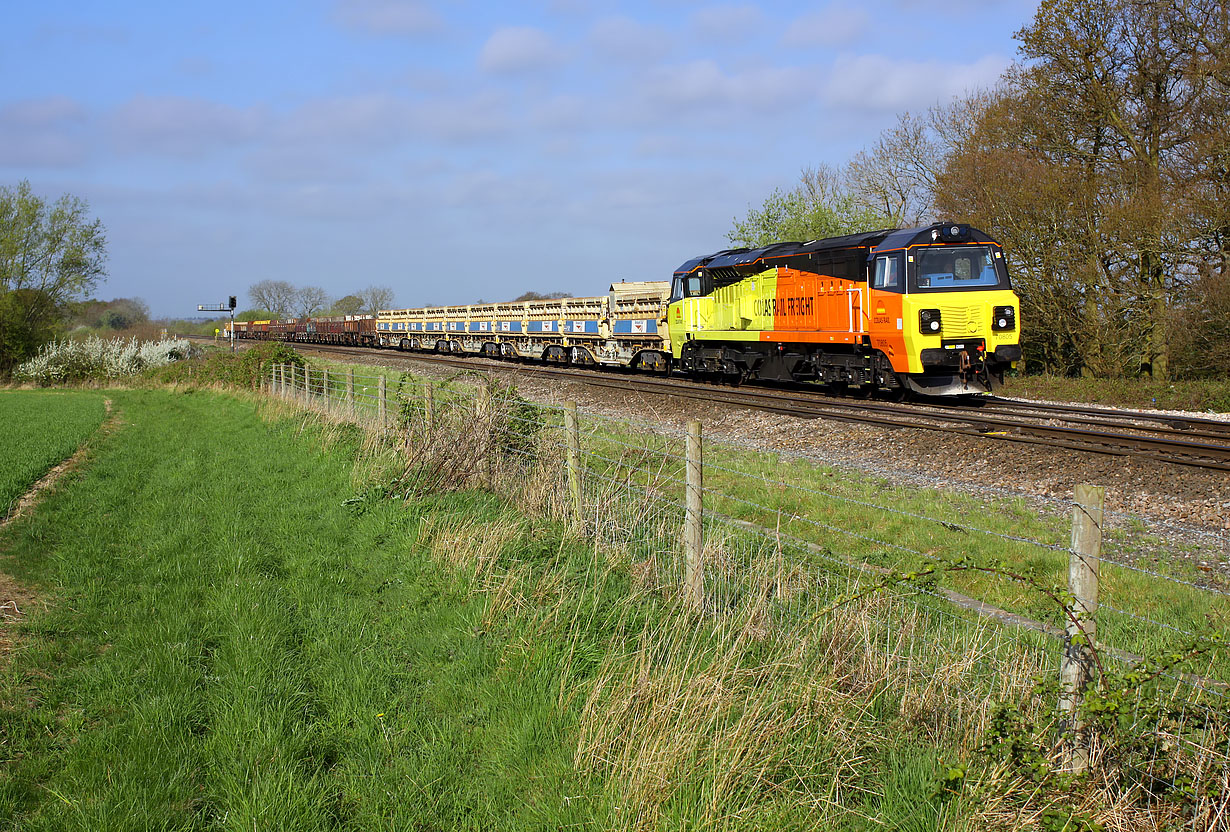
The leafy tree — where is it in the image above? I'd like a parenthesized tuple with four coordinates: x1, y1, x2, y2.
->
(98, 297, 149, 330)
(1170, 269, 1230, 379)
(68, 297, 149, 331)
(248, 280, 297, 318)
(330, 294, 363, 316)
(729, 165, 894, 247)
(236, 308, 275, 322)
(935, 0, 1230, 378)
(0, 181, 107, 374)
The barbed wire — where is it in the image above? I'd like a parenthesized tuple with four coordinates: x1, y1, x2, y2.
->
(1096, 554, 1230, 599)
(1099, 602, 1203, 638)
(699, 456, 1071, 553)
(701, 505, 1063, 651)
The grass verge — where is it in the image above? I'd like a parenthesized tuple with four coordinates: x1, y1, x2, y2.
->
(0, 390, 593, 830)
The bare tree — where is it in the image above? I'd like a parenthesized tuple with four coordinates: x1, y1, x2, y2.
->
(512, 291, 573, 301)
(248, 280, 297, 318)
(845, 110, 946, 227)
(296, 286, 331, 317)
(357, 285, 395, 316)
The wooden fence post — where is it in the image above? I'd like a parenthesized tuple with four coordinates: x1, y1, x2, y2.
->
(481, 385, 495, 488)
(1059, 482, 1104, 774)
(347, 369, 355, 418)
(322, 368, 331, 415)
(684, 419, 704, 611)
(424, 380, 435, 432)
(378, 375, 387, 428)
(564, 402, 582, 526)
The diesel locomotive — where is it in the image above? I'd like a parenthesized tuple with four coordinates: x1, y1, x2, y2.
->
(669, 223, 1021, 395)
(228, 222, 1020, 397)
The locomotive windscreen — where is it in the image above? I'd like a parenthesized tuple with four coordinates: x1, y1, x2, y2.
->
(911, 246, 1009, 292)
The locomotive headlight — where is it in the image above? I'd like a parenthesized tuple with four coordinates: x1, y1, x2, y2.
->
(919, 309, 942, 333)
(992, 306, 1016, 331)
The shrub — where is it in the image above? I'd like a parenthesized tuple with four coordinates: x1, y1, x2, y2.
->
(142, 341, 304, 389)
(14, 335, 195, 386)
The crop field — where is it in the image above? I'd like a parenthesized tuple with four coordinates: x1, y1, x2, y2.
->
(0, 391, 107, 518)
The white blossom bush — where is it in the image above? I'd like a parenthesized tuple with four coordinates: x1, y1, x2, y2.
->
(15, 336, 195, 386)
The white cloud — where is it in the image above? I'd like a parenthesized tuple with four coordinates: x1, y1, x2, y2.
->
(2, 96, 86, 127)
(109, 96, 265, 159)
(0, 97, 90, 168)
(242, 146, 361, 184)
(333, 0, 443, 35)
(283, 92, 510, 146)
(413, 93, 513, 143)
(588, 16, 671, 64)
(283, 93, 416, 145)
(782, 7, 869, 48)
(530, 94, 591, 132)
(821, 53, 1008, 112)
(479, 26, 562, 74)
(640, 60, 810, 116)
(690, 4, 764, 39)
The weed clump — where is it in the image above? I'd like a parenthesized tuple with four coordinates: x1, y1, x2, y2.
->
(143, 340, 304, 389)
(387, 373, 546, 498)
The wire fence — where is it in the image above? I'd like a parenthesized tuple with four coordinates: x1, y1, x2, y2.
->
(264, 362, 1230, 822)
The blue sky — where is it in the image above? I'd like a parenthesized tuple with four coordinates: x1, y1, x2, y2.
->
(2, 0, 1037, 317)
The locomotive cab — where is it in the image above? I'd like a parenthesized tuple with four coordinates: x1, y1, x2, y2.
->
(869, 225, 1021, 395)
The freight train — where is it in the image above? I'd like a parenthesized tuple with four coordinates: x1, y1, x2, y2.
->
(229, 222, 1021, 397)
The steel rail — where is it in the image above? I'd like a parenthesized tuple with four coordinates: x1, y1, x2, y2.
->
(200, 337, 1230, 472)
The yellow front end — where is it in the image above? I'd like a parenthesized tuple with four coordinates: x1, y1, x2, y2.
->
(900, 289, 1021, 373)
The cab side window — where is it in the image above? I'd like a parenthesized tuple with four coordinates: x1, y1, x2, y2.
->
(670, 277, 684, 302)
(685, 276, 704, 297)
(873, 256, 901, 291)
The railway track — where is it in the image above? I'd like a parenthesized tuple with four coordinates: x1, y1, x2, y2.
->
(198, 337, 1230, 472)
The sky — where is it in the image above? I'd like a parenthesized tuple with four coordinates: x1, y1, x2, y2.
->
(1, 0, 1038, 317)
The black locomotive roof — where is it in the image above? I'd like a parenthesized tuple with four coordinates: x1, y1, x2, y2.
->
(673, 224, 998, 277)
(673, 229, 894, 277)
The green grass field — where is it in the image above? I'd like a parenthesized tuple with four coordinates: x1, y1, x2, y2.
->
(0, 391, 107, 517)
(0, 390, 604, 830)
(0, 388, 1007, 831)
(3, 384, 1221, 830)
